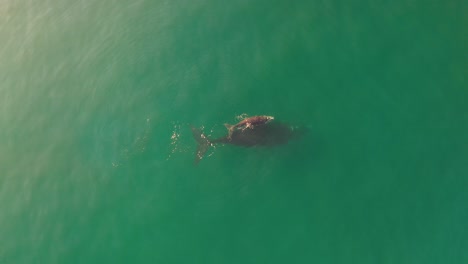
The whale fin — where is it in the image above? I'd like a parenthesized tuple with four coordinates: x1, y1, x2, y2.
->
(190, 125, 212, 165)
(224, 123, 234, 139)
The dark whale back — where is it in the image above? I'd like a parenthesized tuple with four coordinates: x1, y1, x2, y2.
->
(191, 121, 307, 164)
(213, 122, 306, 147)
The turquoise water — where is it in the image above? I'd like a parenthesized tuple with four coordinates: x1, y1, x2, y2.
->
(1, 0, 467, 263)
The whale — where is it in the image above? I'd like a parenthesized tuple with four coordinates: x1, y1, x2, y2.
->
(191, 120, 306, 164)
(224, 115, 274, 138)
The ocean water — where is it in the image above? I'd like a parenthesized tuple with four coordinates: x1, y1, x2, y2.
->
(1, 0, 467, 263)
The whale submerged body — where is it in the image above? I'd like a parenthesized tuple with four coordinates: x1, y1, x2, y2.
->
(191, 120, 306, 164)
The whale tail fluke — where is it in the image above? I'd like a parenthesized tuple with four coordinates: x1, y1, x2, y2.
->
(190, 125, 212, 164)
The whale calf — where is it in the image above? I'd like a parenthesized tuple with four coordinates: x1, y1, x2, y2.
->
(224, 115, 274, 138)
(191, 120, 306, 164)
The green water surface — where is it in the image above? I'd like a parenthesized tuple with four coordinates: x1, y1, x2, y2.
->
(1, 0, 467, 263)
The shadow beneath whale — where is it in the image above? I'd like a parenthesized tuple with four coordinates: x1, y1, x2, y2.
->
(191, 122, 308, 164)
